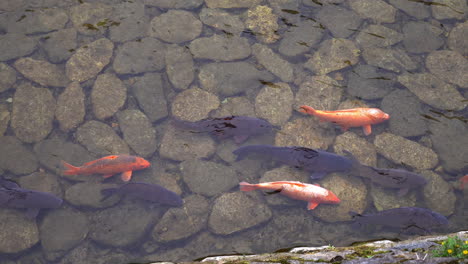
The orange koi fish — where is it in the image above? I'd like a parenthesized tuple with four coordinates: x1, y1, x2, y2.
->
(61, 155, 150, 181)
(299, 105, 390, 136)
(460, 175, 468, 189)
(239, 181, 340, 210)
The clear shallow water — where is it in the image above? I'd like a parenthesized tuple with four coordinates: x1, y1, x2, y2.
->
(0, 0, 467, 263)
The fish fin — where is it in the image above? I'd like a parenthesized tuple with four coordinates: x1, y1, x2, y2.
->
(299, 105, 316, 115)
(121, 171, 132, 182)
(102, 174, 114, 179)
(25, 208, 40, 219)
(397, 188, 409, 197)
(307, 202, 319, 210)
(61, 161, 80, 175)
(310, 172, 327, 180)
(363, 125, 372, 136)
(233, 135, 249, 144)
(264, 189, 282, 195)
(239, 181, 257, 192)
(100, 188, 118, 201)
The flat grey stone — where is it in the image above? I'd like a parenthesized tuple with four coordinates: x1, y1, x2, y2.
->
(18, 171, 62, 198)
(347, 65, 394, 100)
(209, 192, 272, 235)
(448, 21, 468, 55)
(117, 110, 157, 158)
(421, 170, 456, 216)
(148, 10, 202, 43)
(0, 33, 37, 61)
(295, 75, 343, 111)
(0, 136, 38, 175)
(3, 8, 68, 34)
(113, 37, 166, 75)
(130, 73, 168, 123)
(91, 73, 127, 120)
(199, 61, 273, 96)
(189, 35, 251, 61)
(374, 133, 438, 170)
(252, 43, 293, 82)
(255, 82, 294, 126)
(333, 131, 377, 167)
(65, 182, 120, 208)
(278, 19, 324, 57)
(370, 184, 417, 211)
(199, 8, 245, 35)
(211, 96, 256, 118)
(75, 120, 130, 156)
(11, 83, 55, 143)
(316, 5, 362, 38)
(388, 0, 430, 19)
(69, 3, 113, 35)
(55, 82, 85, 132)
(0, 104, 9, 136)
(171, 87, 219, 122)
(0, 63, 16, 93)
(426, 50, 468, 88)
(14, 57, 68, 87)
(144, 0, 203, 9)
(66, 38, 114, 82)
(402, 22, 444, 54)
(0, 209, 39, 254)
(165, 44, 194, 90)
(431, 0, 467, 20)
(205, 0, 262, 8)
(305, 38, 359, 75)
(355, 24, 403, 48)
(275, 117, 336, 150)
(43, 28, 77, 63)
(245, 5, 279, 44)
(362, 47, 418, 73)
(349, 0, 397, 23)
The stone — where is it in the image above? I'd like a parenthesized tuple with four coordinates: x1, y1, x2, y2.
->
(189, 35, 251, 61)
(426, 50, 468, 88)
(198, 61, 274, 96)
(255, 83, 294, 126)
(374, 133, 438, 170)
(0, 136, 38, 175)
(75, 121, 130, 156)
(3, 8, 68, 34)
(421, 170, 456, 216)
(69, 3, 113, 35)
(362, 47, 418, 73)
(316, 5, 362, 38)
(349, 0, 397, 23)
(0, 104, 9, 136)
(252, 44, 293, 82)
(108, 1, 148, 43)
(448, 21, 468, 55)
(355, 24, 404, 48)
(0, 63, 16, 93)
(313, 173, 367, 222)
(14, 57, 68, 87)
(152, 195, 209, 242)
(148, 10, 202, 43)
(278, 19, 324, 57)
(370, 184, 417, 211)
(165, 44, 194, 90)
(0, 33, 37, 61)
(431, 0, 467, 20)
(205, 0, 262, 8)
(295, 75, 343, 110)
(144, 0, 204, 9)
(211, 96, 256, 118)
(388, 0, 430, 19)
(0, 209, 39, 254)
(199, 8, 245, 35)
(305, 38, 359, 75)
(171, 87, 219, 122)
(18, 171, 62, 198)
(65, 182, 120, 208)
(402, 22, 444, 54)
(333, 131, 377, 167)
(159, 124, 216, 162)
(39, 208, 89, 257)
(113, 37, 166, 75)
(116, 110, 157, 158)
(381, 89, 428, 137)
(275, 117, 336, 150)
(398, 73, 466, 111)
(180, 159, 239, 197)
(346, 65, 395, 100)
(11, 83, 55, 143)
(245, 5, 279, 44)
(66, 38, 114, 82)
(91, 73, 127, 120)
(208, 192, 272, 235)
(43, 28, 77, 64)
(130, 73, 168, 123)
(55, 82, 85, 132)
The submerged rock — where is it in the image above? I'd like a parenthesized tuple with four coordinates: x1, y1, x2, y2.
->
(14, 57, 68, 87)
(275, 117, 336, 150)
(0, 63, 16, 93)
(245, 5, 279, 44)
(0, 209, 39, 254)
(349, 0, 397, 23)
(295, 75, 343, 111)
(426, 50, 468, 88)
(130, 73, 168, 123)
(171, 87, 219, 122)
(0, 33, 37, 61)
(189, 34, 251, 61)
(355, 24, 403, 48)
(448, 21, 468, 55)
(402, 21, 443, 54)
(421, 170, 456, 216)
(148, 10, 202, 43)
(75, 120, 129, 156)
(362, 47, 418, 73)
(0, 136, 38, 175)
(55, 82, 85, 132)
(113, 37, 166, 75)
(388, 0, 430, 19)
(255, 82, 294, 126)
(333, 131, 377, 167)
(199, 8, 245, 36)
(316, 5, 362, 38)
(91, 73, 127, 120)
(43, 28, 77, 63)
(117, 110, 157, 158)
(278, 19, 324, 57)
(431, 0, 467, 20)
(346, 65, 394, 100)
(205, 0, 262, 9)
(69, 3, 113, 35)
(165, 44, 194, 90)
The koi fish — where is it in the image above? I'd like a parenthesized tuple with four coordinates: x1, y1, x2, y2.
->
(299, 105, 390, 136)
(61, 155, 150, 182)
(349, 207, 448, 234)
(0, 183, 62, 218)
(172, 116, 273, 144)
(101, 182, 183, 207)
(233, 145, 352, 180)
(239, 181, 340, 210)
(460, 175, 468, 189)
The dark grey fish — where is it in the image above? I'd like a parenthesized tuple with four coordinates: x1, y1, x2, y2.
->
(349, 207, 448, 234)
(0, 187, 63, 218)
(101, 182, 183, 207)
(232, 145, 353, 179)
(354, 165, 427, 196)
(172, 116, 273, 144)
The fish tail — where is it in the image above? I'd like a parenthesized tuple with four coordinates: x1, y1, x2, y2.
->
(100, 188, 118, 200)
(299, 105, 316, 115)
(239, 181, 258, 192)
(61, 161, 80, 175)
(232, 145, 265, 161)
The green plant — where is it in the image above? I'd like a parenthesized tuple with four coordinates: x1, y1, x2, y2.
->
(431, 236, 468, 259)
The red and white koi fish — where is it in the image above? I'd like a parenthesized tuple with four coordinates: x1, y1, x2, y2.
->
(61, 155, 150, 181)
(299, 105, 390, 136)
(239, 181, 340, 210)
